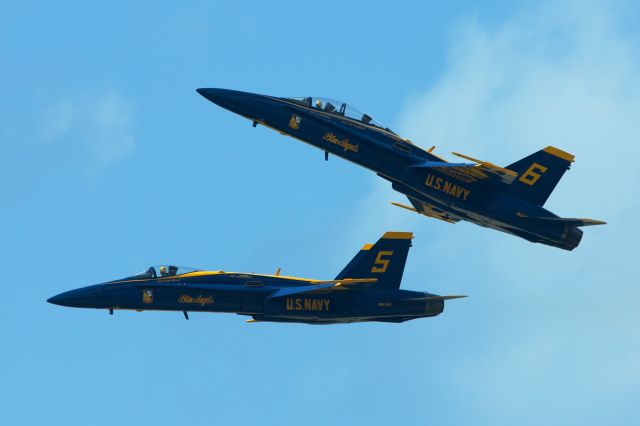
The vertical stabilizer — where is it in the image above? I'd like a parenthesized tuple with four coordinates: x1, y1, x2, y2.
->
(335, 232, 412, 289)
(505, 146, 574, 206)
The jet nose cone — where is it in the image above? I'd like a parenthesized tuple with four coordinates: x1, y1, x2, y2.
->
(196, 87, 213, 99)
(196, 88, 237, 106)
(47, 285, 104, 308)
(47, 290, 75, 307)
(196, 88, 268, 120)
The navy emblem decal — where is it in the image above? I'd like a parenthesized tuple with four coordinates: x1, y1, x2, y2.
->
(142, 289, 153, 304)
(288, 114, 301, 130)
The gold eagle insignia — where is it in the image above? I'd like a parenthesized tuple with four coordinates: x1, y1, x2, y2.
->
(288, 114, 301, 130)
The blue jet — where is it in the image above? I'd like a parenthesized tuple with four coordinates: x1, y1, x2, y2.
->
(197, 88, 605, 250)
(48, 232, 465, 324)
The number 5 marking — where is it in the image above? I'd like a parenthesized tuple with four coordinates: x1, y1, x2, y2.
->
(371, 251, 393, 273)
(518, 163, 548, 186)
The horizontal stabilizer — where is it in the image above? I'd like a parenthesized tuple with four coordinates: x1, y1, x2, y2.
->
(405, 295, 467, 302)
(406, 295, 468, 301)
(425, 295, 467, 301)
(526, 217, 606, 227)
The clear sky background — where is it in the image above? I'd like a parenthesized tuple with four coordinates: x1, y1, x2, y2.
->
(1, 1, 638, 425)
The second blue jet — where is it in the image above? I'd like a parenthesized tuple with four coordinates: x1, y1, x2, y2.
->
(198, 88, 604, 250)
(48, 232, 464, 324)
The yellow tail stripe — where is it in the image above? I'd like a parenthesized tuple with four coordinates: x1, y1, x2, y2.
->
(381, 231, 413, 240)
(543, 146, 575, 162)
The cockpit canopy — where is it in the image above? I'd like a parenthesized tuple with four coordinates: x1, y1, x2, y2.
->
(133, 265, 201, 279)
(282, 96, 395, 134)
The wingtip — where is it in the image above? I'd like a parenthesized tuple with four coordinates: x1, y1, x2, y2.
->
(390, 201, 418, 212)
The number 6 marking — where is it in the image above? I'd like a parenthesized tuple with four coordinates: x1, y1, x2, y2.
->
(518, 163, 548, 186)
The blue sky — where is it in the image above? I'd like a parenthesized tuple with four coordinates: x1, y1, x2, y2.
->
(1, 1, 639, 425)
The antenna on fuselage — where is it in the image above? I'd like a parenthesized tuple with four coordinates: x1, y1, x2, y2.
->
(275, 267, 281, 276)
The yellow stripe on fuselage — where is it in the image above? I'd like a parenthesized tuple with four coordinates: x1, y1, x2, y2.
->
(176, 271, 317, 282)
(115, 270, 319, 284)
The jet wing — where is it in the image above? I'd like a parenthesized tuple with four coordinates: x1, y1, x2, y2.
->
(411, 155, 518, 185)
(310, 278, 378, 286)
(391, 196, 461, 223)
(267, 279, 378, 299)
(267, 284, 338, 299)
(451, 152, 518, 184)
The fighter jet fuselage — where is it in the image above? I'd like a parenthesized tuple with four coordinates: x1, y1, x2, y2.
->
(48, 232, 465, 324)
(48, 274, 439, 324)
(197, 89, 604, 250)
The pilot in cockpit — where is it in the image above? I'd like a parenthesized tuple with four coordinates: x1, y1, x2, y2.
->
(315, 100, 323, 109)
(159, 265, 179, 277)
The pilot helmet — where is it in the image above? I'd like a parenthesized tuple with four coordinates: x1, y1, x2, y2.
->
(315, 100, 323, 108)
(159, 265, 168, 275)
